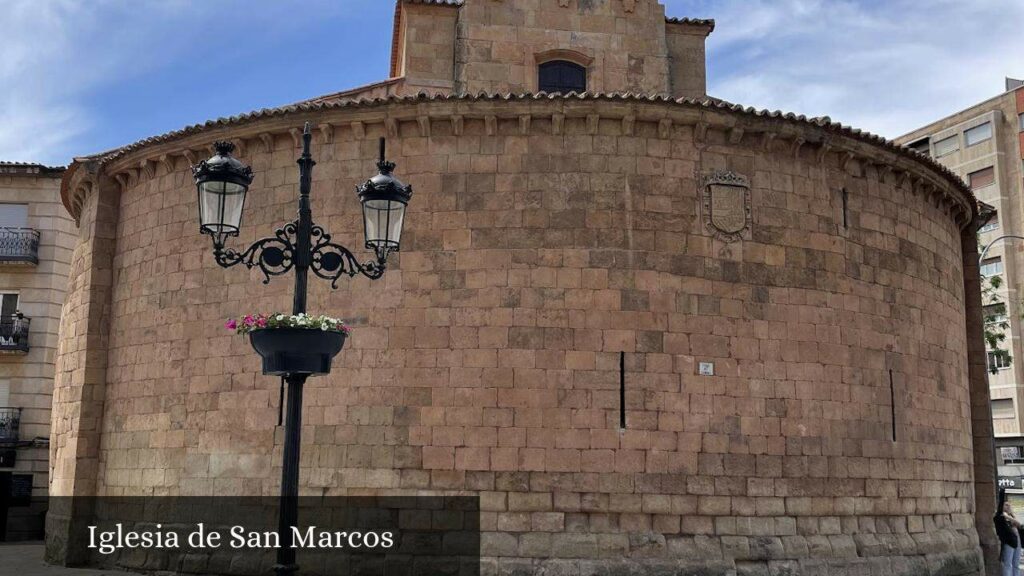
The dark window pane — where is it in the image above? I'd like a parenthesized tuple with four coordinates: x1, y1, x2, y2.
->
(965, 122, 992, 146)
(0, 294, 17, 317)
(539, 61, 587, 94)
(969, 166, 995, 189)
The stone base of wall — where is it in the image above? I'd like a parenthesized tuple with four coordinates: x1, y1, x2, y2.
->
(60, 530, 983, 576)
(70, 550, 984, 576)
(482, 551, 981, 576)
(480, 529, 983, 576)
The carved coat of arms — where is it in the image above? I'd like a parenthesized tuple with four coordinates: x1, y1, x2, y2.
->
(701, 170, 751, 242)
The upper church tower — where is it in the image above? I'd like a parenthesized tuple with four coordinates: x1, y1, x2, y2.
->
(388, 0, 713, 99)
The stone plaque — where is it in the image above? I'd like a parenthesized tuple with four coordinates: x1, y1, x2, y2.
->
(702, 170, 751, 242)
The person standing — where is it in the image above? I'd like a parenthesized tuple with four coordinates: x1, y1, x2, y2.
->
(996, 489, 1023, 576)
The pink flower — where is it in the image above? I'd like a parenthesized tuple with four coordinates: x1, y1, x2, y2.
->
(256, 317, 267, 328)
(225, 319, 237, 331)
(243, 315, 255, 326)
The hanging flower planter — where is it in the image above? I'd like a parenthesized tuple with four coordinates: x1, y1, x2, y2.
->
(227, 314, 349, 376)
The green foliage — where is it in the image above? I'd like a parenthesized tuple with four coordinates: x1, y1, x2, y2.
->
(982, 272, 1011, 375)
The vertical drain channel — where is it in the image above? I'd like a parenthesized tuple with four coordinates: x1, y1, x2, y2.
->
(619, 352, 626, 430)
(889, 370, 897, 442)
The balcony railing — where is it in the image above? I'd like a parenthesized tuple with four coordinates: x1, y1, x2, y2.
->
(0, 314, 30, 353)
(0, 227, 40, 264)
(0, 408, 20, 442)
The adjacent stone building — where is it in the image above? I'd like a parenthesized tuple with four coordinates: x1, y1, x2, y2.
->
(0, 162, 75, 540)
(898, 81, 1024, 498)
(49, 1, 996, 574)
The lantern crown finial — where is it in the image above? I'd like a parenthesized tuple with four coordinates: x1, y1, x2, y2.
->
(376, 159, 397, 175)
(213, 141, 236, 156)
(192, 142, 254, 184)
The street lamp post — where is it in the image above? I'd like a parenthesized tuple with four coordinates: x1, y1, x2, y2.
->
(980, 235, 1024, 264)
(191, 123, 412, 576)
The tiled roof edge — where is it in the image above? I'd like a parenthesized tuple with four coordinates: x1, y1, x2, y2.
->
(68, 91, 974, 212)
(0, 161, 66, 176)
(300, 77, 405, 105)
(665, 16, 715, 31)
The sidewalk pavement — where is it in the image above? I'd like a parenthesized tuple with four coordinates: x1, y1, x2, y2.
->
(0, 543, 141, 576)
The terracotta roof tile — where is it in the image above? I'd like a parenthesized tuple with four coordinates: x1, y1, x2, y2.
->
(665, 16, 715, 31)
(302, 78, 404, 105)
(0, 161, 65, 176)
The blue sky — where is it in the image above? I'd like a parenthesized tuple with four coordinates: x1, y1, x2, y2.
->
(2, 0, 1022, 166)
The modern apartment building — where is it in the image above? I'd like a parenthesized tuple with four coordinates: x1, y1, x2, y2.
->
(0, 162, 74, 540)
(898, 78, 1024, 481)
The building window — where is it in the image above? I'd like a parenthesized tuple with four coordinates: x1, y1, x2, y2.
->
(933, 135, 959, 157)
(989, 353, 1013, 372)
(538, 61, 587, 94)
(0, 293, 18, 317)
(0, 204, 28, 228)
(1019, 113, 1024, 132)
(907, 137, 930, 157)
(0, 293, 19, 350)
(993, 397, 1015, 416)
(969, 166, 995, 190)
(980, 213, 1000, 234)
(965, 122, 993, 146)
(981, 257, 1003, 277)
(985, 303, 1009, 325)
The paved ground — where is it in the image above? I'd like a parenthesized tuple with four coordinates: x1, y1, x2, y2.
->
(0, 543, 142, 575)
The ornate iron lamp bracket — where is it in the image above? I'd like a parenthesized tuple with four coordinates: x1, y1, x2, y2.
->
(309, 225, 386, 286)
(210, 220, 385, 286)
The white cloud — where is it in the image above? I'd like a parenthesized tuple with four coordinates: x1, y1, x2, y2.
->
(0, 1, 89, 164)
(4, 0, 1021, 165)
(672, 0, 1024, 138)
(0, 0, 354, 166)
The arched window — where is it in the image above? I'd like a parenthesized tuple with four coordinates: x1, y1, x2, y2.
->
(538, 60, 587, 94)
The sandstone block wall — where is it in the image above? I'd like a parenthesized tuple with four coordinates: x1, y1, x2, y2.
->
(51, 94, 985, 574)
(394, 3, 459, 94)
(382, 0, 712, 100)
(456, 0, 671, 94)
(666, 21, 709, 99)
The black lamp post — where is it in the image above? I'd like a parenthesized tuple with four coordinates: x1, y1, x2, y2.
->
(192, 122, 411, 576)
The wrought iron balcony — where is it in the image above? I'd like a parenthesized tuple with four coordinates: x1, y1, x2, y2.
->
(0, 408, 20, 442)
(0, 227, 40, 264)
(0, 314, 30, 353)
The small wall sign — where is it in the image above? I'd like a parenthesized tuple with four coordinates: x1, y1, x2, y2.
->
(699, 362, 714, 376)
(999, 476, 1023, 490)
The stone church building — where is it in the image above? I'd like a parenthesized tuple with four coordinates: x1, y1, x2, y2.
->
(50, 1, 996, 574)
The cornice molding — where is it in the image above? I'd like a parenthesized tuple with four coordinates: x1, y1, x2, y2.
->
(61, 94, 976, 229)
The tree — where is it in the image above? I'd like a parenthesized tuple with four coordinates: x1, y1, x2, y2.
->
(982, 272, 1011, 375)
